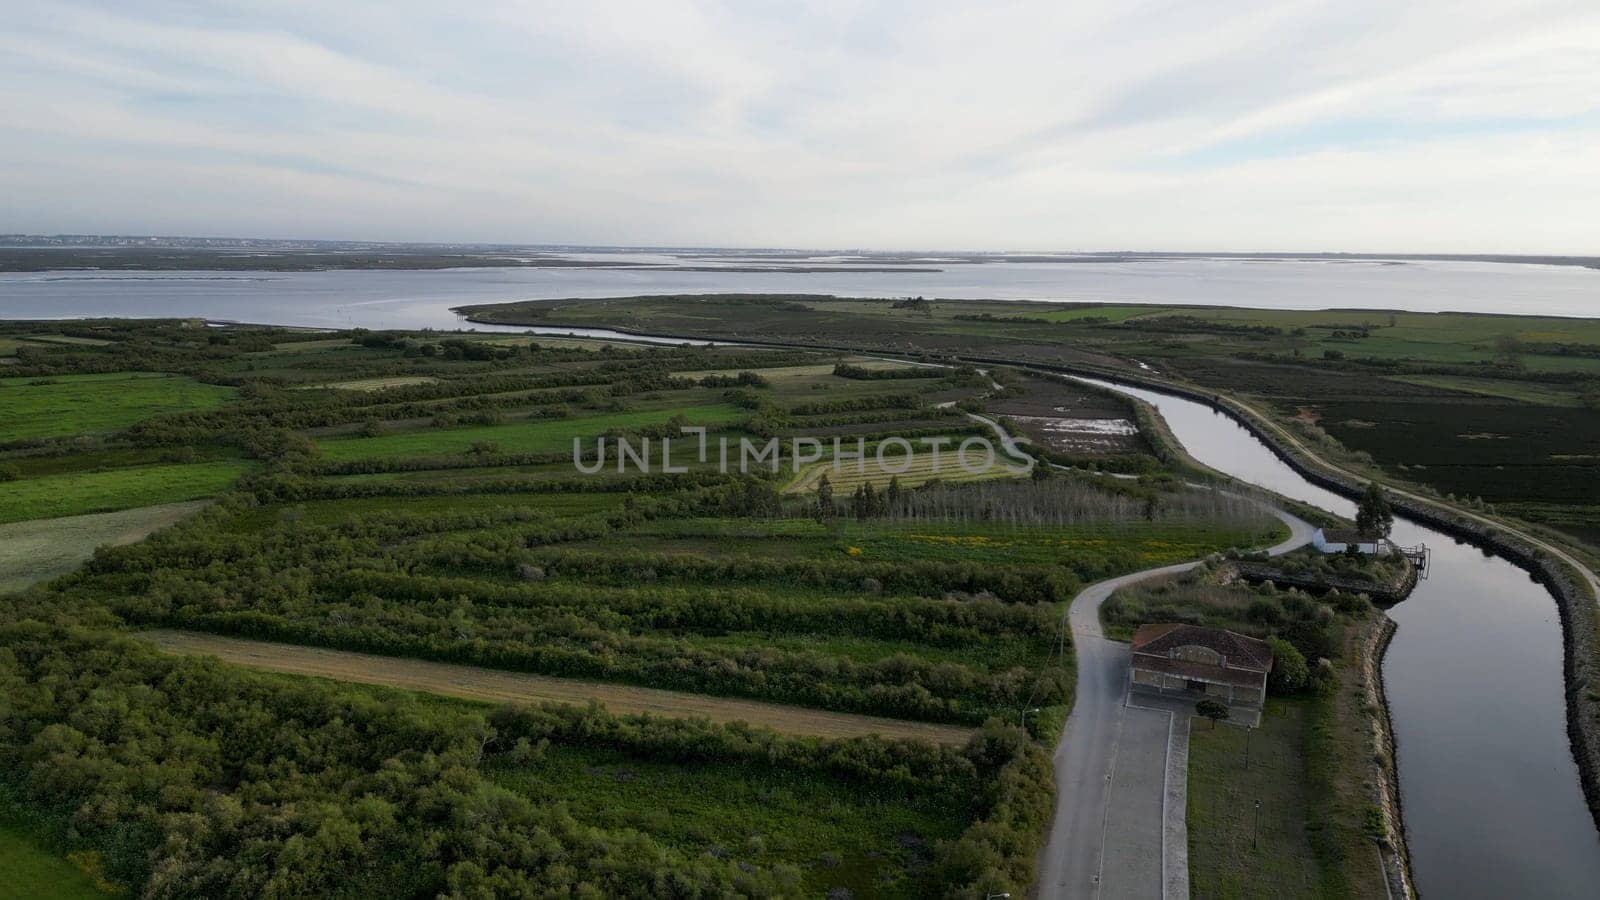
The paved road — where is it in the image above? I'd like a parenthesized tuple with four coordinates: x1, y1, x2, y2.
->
(1036, 506, 1315, 900)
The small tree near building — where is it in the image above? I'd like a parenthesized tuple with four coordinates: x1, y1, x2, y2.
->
(1266, 636, 1309, 694)
(1356, 481, 1393, 539)
(1197, 699, 1230, 729)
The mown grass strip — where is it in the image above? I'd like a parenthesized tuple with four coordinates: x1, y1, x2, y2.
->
(141, 630, 977, 745)
(0, 462, 249, 524)
(0, 500, 209, 593)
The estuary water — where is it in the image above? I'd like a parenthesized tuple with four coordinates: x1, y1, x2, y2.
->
(1, 255, 1598, 327)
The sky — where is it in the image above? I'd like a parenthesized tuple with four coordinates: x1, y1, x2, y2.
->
(2, 0, 1598, 253)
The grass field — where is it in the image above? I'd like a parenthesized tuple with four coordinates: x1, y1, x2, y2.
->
(1184, 619, 1391, 900)
(141, 630, 976, 745)
(0, 823, 113, 899)
(0, 501, 209, 593)
(0, 461, 249, 523)
(315, 403, 744, 460)
(0, 372, 233, 442)
(1187, 700, 1324, 898)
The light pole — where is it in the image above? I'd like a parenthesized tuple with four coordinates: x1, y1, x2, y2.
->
(1253, 799, 1262, 850)
(1244, 725, 1254, 770)
(1021, 707, 1041, 733)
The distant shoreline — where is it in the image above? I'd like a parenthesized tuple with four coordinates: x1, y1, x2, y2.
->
(1, 240, 1596, 274)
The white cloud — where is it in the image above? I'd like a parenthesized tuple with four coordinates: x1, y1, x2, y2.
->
(1, 0, 1596, 251)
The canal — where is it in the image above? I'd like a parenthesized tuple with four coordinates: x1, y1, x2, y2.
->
(1078, 376, 1600, 898)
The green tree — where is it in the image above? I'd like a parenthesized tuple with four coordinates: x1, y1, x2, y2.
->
(1196, 699, 1230, 729)
(813, 473, 835, 523)
(1266, 636, 1309, 694)
(885, 476, 902, 510)
(1355, 481, 1393, 538)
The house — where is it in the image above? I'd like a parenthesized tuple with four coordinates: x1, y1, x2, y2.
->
(1130, 623, 1273, 708)
(1312, 527, 1389, 555)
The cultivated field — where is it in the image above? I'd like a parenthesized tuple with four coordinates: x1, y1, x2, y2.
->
(786, 445, 1024, 493)
(0, 317, 1290, 898)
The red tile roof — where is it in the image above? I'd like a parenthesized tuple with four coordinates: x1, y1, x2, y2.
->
(1133, 655, 1268, 688)
(1321, 528, 1381, 545)
(1130, 623, 1273, 673)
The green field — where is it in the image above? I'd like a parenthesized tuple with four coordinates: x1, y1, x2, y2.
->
(0, 823, 113, 899)
(0, 372, 233, 442)
(0, 461, 249, 523)
(315, 404, 744, 460)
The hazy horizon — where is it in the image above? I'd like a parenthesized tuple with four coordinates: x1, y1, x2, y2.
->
(5, 232, 1599, 263)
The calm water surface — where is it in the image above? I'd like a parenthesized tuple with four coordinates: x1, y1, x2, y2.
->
(1, 256, 1598, 327)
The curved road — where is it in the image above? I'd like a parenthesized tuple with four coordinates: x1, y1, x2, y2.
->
(1036, 505, 1316, 900)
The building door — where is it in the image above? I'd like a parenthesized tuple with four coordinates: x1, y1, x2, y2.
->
(1186, 680, 1205, 693)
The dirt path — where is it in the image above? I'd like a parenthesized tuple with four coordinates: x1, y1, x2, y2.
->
(140, 630, 977, 745)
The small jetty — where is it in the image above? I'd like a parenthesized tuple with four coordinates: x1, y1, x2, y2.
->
(1395, 542, 1430, 578)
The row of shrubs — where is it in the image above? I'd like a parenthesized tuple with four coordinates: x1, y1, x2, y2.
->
(323, 567, 1059, 647)
(426, 544, 1078, 605)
